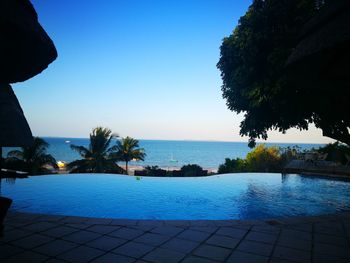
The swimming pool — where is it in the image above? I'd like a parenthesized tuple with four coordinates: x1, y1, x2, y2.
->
(2, 173, 350, 220)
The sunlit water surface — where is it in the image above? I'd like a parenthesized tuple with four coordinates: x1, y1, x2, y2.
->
(2, 173, 350, 220)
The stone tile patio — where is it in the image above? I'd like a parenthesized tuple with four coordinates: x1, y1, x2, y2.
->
(1, 211, 350, 262)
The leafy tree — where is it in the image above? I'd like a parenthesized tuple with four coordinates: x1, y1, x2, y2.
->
(114, 137, 146, 174)
(217, 0, 349, 147)
(316, 142, 350, 165)
(6, 137, 58, 175)
(218, 158, 247, 174)
(180, 164, 206, 177)
(67, 127, 122, 173)
(245, 145, 281, 172)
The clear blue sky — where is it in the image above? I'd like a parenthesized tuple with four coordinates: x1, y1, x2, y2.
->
(13, 0, 331, 143)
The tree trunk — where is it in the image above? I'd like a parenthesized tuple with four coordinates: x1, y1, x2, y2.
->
(125, 161, 128, 175)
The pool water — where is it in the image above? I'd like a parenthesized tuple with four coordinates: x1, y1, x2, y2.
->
(2, 173, 350, 220)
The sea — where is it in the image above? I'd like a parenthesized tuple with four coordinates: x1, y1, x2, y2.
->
(3, 138, 324, 169)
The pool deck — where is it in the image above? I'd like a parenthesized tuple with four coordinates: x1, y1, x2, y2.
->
(1, 212, 350, 263)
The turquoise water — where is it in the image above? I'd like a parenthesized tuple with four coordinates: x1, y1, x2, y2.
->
(2, 173, 350, 219)
(3, 138, 322, 169)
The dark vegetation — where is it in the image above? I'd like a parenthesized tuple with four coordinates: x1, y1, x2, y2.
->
(217, 0, 349, 147)
(135, 164, 208, 177)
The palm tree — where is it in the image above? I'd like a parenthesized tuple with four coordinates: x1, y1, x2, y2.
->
(6, 137, 58, 175)
(114, 136, 146, 174)
(67, 127, 122, 173)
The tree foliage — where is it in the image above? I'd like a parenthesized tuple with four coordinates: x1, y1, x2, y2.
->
(217, 0, 349, 147)
(6, 137, 58, 175)
(113, 136, 146, 174)
(67, 127, 123, 173)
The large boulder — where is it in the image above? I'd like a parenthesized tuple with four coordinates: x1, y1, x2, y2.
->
(0, 0, 57, 83)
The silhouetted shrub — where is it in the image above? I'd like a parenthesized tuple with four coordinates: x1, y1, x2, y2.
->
(180, 164, 207, 177)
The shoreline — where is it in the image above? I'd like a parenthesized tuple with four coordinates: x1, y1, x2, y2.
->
(121, 165, 218, 174)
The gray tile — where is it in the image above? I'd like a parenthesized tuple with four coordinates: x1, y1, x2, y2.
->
(3, 251, 49, 263)
(177, 229, 211, 242)
(216, 227, 248, 239)
(313, 253, 350, 263)
(134, 233, 170, 246)
(85, 218, 112, 225)
(108, 227, 144, 240)
(24, 222, 58, 232)
(314, 233, 349, 247)
(227, 251, 269, 263)
(206, 234, 240, 249)
(313, 242, 350, 258)
(62, 230, 101, 244)
(41, 225, 78, 238)
(0, 244, 24, 260)
(237, 240, 273, 257)
(34, 239, 78, 256)
(151, 226, 184, 236)
(190, 226, 218, 234)
(161, 238, 199, 253)
(143, 247, 185, 263)
(58, 245, 105, 262)
(193, 244, 231, 261)
(276, 235, 311, 251)
(45, 259, 68, 263)
(86, 225, 119, 234)
(273, 246, 311, 262)
(113, 241, 154, 258)
(86, 235, 127, 251)
(0, 228, 33, 242)
(11, 233, 53, 249)
(245, 231, 278, 244)
(251, 225, 281, 234)
(91, 253, 135, 263)
(181, 256, 217, 263)
(280, 229, 311, 241)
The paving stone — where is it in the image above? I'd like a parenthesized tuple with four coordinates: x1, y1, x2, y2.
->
(279, 229, 312, 241)
(161, 237, 199, 253)
(34, 239, 78, 256)
(273, 246, 311, 262)
(113, 241, 154, 258)
(60, 216, 89, 224)
(11, 233, 53, 249)
(216, 227, 248, 239)
(134, 232, 170, 246)
(313, 253, 350, 263)
(0, 228, 34, 242)
(285, 223, 312, 232)
(62, 230, 101, 244)
(206, 234, 240, 249)
(143, 247, 185, 263)
(276, 235, 311, 251)
(24, 222, 58, 232)
(41, 225, 78, 238)
(108, 227, 144, 240)
(237, 240, 274, 257)
(64, 223, 91, 230)
(85, 218, 113, 225)
(0, 244, 24, 260)
(86, 224, 119, 234)
(181, 256, 217, 263)
(245, 231, 278, 244)
(138, 220, 164, 226)
(193, 244, 231, 261)
(86, 235, 127, 251)
(227, 251, 269, 263)
(251, 225, 281, 234)
(163, 220, 191, 227)
(176, 229, 211, 242)
(313, 242, 350, 258)
(91, 253, 135, 263)
(45, 259, 68, 263)
(314, 233, 349, 247)
(269, 258, 296, 263)
(190, 226, 218, 234)
(130, 225, 156, 232)
(110, 219, 138, 226)
(2, 251, 49, 263)
(151, 226, 184, 236)
(58, 245, 105, 262)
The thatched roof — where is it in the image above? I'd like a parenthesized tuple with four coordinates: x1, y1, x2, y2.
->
(0, 84, 33, 147)
(0, 0, 57, 83)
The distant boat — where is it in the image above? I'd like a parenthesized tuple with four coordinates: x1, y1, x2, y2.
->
(169, 154, 178, 163)
(65, 140, 70, 143)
